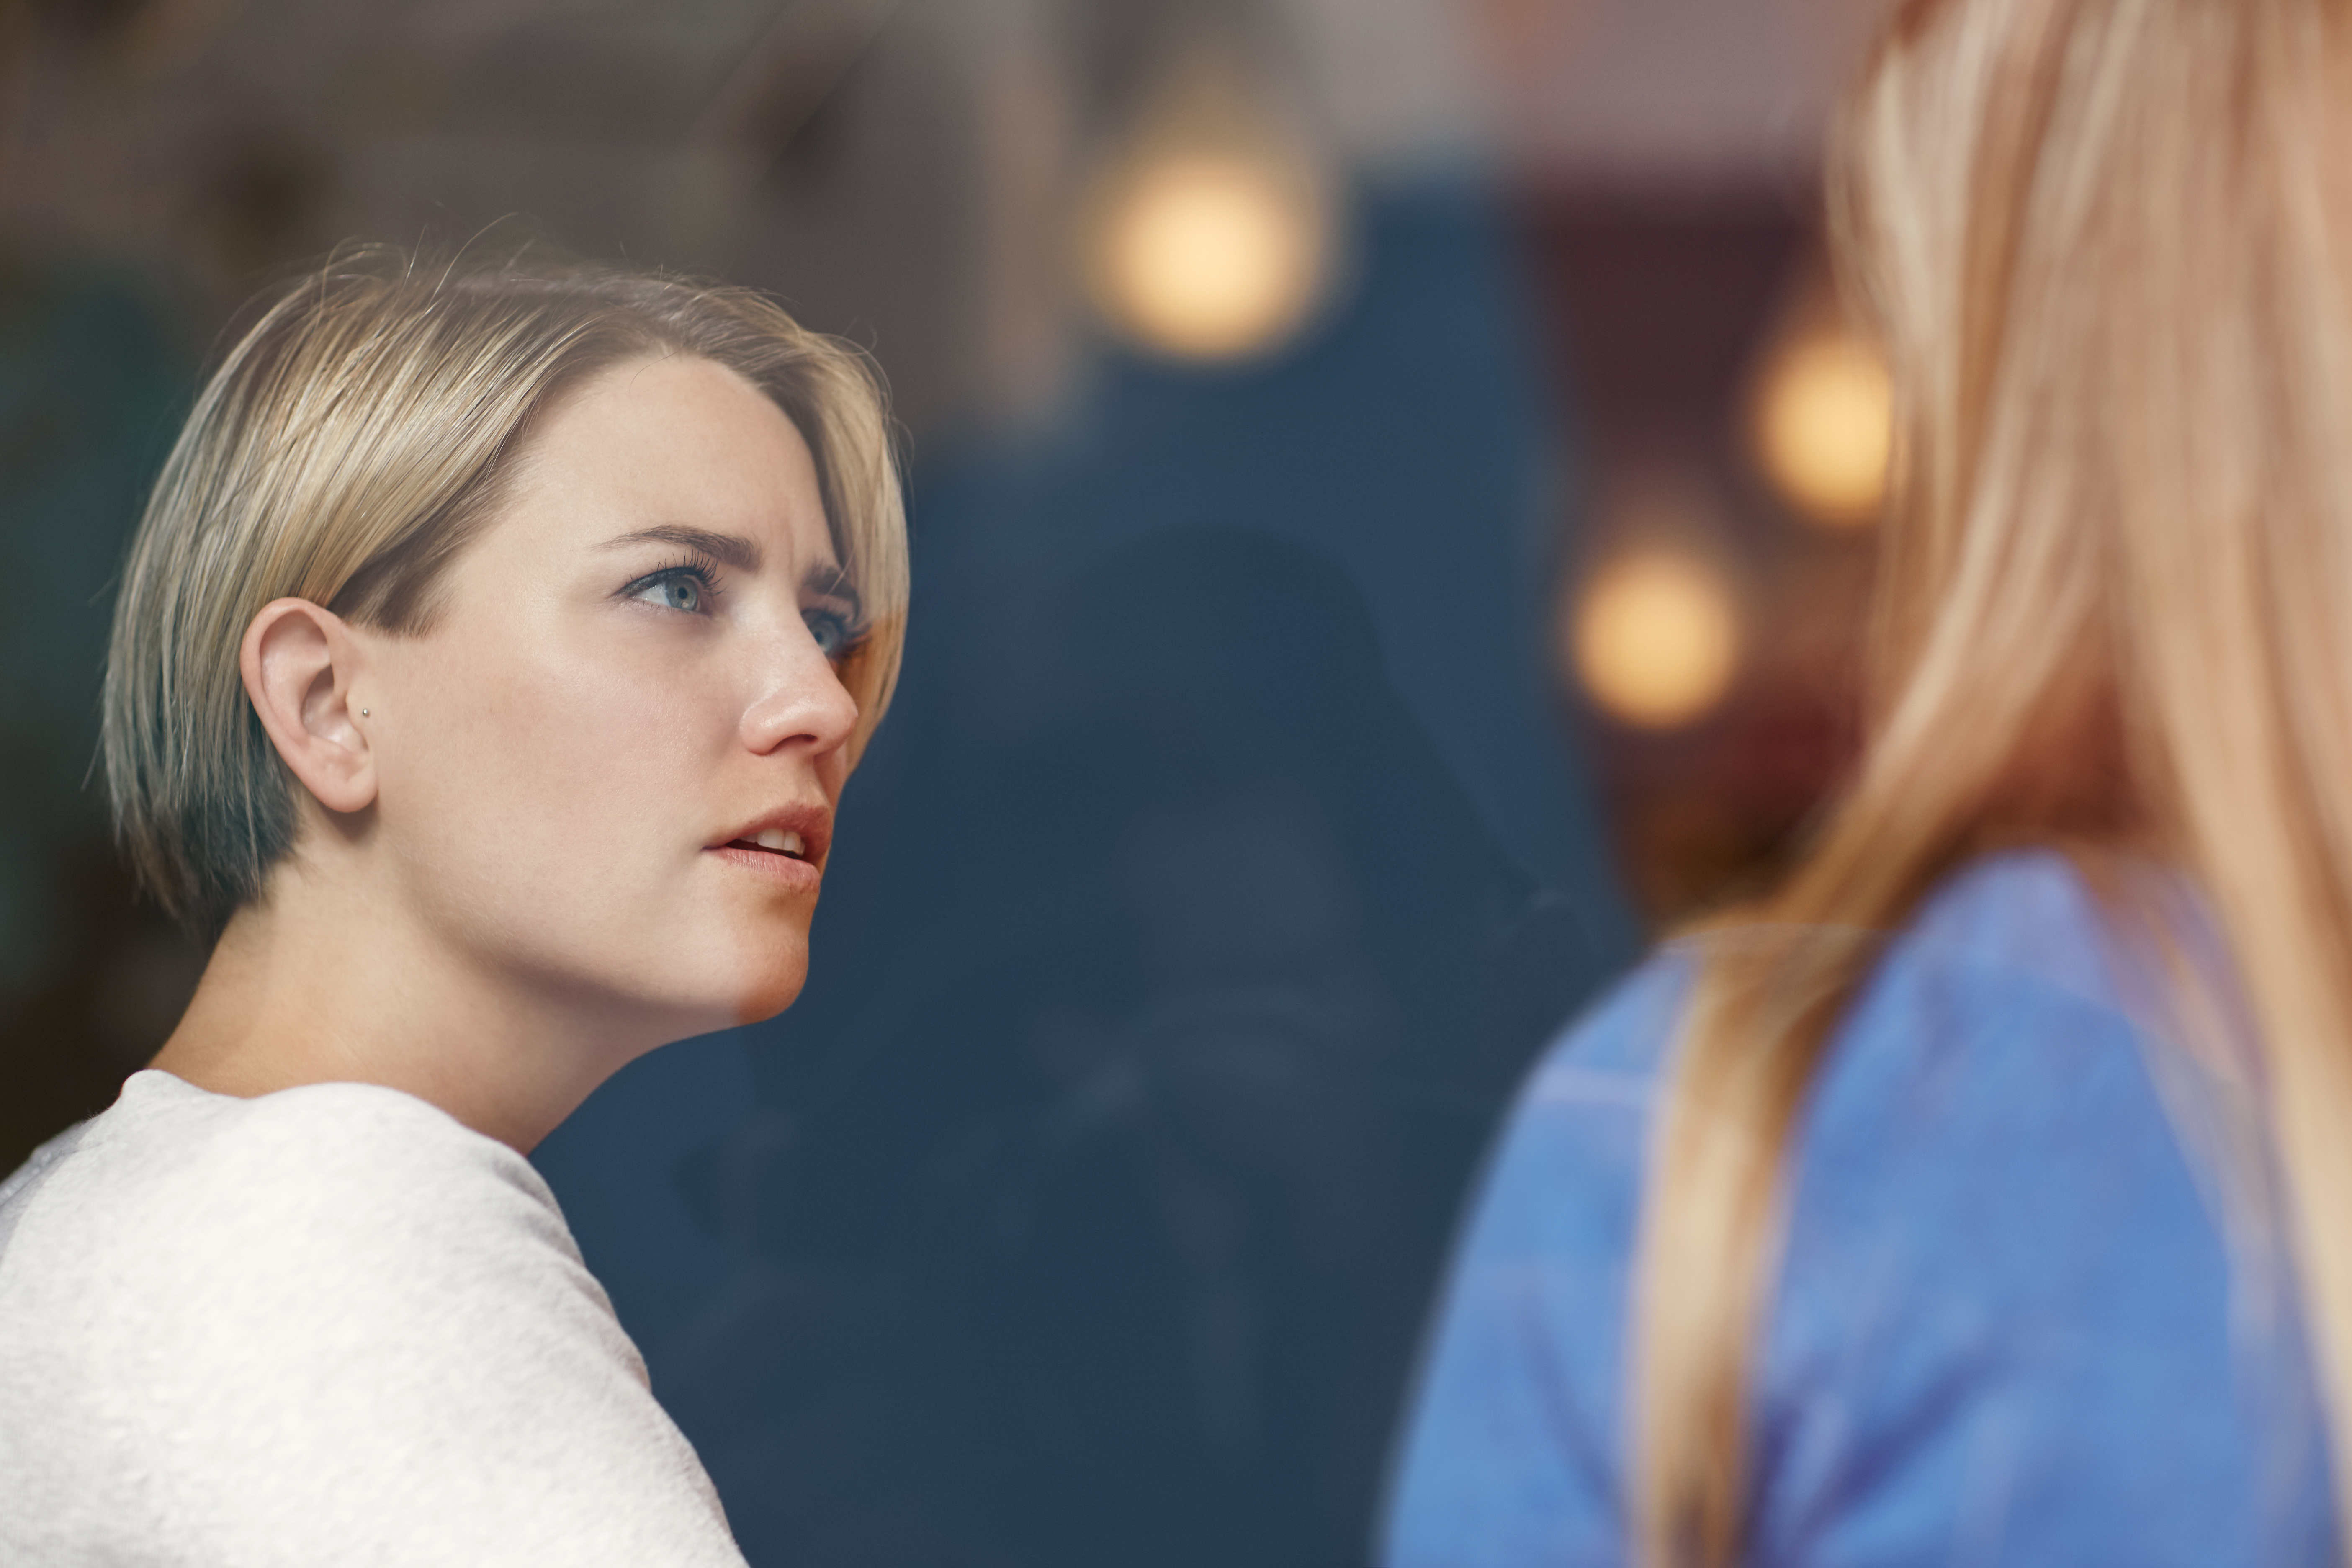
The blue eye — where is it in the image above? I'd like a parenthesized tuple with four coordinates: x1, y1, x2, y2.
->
(627, 568, 709, 614)
(806, 608, 853, 663)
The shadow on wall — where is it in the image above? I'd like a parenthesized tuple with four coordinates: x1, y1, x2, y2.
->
(588, 528, 1597, 1568)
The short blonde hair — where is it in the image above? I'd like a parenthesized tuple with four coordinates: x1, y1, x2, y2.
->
(103, 247, 908, 937)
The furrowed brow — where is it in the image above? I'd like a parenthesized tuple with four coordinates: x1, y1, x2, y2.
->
(804, 559, 862, 620)
(602, 525, 763, 573)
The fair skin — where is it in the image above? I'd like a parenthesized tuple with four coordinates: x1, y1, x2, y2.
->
(150, 354, 863, 1152)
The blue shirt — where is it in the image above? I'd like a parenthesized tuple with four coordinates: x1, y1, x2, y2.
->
(1383, 851, 2336, 1565)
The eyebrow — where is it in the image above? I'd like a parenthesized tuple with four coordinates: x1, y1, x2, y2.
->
(601, 524, 763, 573)
(805, 559, 864, 621)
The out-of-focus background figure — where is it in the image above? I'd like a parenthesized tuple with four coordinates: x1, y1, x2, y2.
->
(1389, 1, 2352, 1562)
(0, 1, 1884, 1563)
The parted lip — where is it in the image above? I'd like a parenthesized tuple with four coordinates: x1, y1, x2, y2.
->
(710, 800, 833, 866)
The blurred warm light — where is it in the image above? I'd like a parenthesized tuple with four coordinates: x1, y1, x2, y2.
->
(1572, 549, 1742, 729)
(1085, 148, 1330, 361)
(1755, 331, 1892, 528)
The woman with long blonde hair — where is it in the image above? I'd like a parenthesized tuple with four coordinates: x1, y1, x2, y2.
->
(0, 250, 905, 1562)
(1387, 0, 2352, 1561)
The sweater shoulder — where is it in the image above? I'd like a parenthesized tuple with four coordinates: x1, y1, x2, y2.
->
(1, 1071, 579, 1322)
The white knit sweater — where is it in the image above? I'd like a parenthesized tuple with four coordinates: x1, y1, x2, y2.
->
(0, 1070, 746, 1566)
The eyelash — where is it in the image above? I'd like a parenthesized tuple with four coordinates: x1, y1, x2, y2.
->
(622, 551, 726, 614)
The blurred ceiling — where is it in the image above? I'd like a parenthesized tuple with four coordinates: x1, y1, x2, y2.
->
(1476, 0, 1881, 186)
(0, 0, 1885, 433)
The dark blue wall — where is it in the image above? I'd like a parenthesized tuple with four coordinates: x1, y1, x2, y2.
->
(536, 175, 1633, 1568)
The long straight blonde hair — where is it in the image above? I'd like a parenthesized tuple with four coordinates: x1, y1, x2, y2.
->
(1634, 1, 2352, 1561)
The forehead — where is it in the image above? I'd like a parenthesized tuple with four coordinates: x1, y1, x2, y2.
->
(501, 353, 837, 569)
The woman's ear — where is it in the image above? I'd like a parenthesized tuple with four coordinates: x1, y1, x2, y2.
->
(240, 597, 378, 816)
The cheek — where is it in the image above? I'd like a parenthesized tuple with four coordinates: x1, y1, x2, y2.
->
(373, 615, 819, 1028)
(382, 625, 723, 940)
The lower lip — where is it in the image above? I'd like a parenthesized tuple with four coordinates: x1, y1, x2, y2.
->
(708, 844, 823, 893)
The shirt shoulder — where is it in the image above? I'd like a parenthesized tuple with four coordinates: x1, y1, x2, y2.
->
(5, 1074, 591, 1357)
(1734, 855, 2331, 1563)
(52, 1070, 556, 1236)
(0, 1072, 745, 1567)
(1388, 851, 2335, 1567)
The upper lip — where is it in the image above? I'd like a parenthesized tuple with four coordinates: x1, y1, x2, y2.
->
(712, 801, 833, 866)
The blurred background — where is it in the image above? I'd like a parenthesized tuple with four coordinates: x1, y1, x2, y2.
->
(0, 0, 1888, 1562)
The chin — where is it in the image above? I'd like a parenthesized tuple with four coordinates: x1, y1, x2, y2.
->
(634, 911, 811, 1032)
(729, 947, 811, 1027)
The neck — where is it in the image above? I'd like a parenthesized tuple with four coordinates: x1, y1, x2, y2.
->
(151, 860, 665, 1152)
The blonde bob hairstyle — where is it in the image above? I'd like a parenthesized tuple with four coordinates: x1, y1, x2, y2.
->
(103, 248, 908, 940)
(1635, 0, 2352, 1563)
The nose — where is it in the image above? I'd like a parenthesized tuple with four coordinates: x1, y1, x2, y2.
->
(739, 623, 860, 759)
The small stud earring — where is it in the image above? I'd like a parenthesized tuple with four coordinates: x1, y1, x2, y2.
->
(360, 708, 370, 717)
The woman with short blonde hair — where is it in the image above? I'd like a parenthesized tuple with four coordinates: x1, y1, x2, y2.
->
(1390, 0, 2352, 1562)
(0, 249, 905, 1562)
